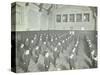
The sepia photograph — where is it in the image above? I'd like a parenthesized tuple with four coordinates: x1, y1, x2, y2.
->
(11, 2, 97, 73)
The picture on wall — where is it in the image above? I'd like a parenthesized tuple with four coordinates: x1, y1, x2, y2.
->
(11, 2, 98, 73)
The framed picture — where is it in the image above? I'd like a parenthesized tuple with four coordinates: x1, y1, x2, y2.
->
(11, 2, 97, 73)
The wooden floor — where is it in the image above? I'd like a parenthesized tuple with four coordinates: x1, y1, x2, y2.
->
(11, 30, 97, 73)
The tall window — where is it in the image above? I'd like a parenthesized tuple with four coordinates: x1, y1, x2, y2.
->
(76, 14, 82, 22)
(69, 14, 75, 22)
(83, 13, 90, 22)
(16, 6, 23, 25)
(56, 14, 61, 22)
(63, 14, 68, 22)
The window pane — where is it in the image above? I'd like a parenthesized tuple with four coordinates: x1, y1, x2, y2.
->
(56, 15, 61, 22)
(69, 14, 75, 22)
(83, 13, 90, 22)
(76, 14, 82, 22)
(63, 14, 68, 22)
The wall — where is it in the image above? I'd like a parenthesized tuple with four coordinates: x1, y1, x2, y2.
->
(48, 5, 96, 30)
(12, 2, 49, 31)
(11, 2, 96, 31)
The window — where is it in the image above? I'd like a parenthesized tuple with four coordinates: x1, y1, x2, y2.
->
(16, 6, 23, 25)
(76, 14, 82, 22)
(63, 14, 68, 22)
(56, 15, 61, 22)
(69, 14, 75, 22)
(83, 13, 90, 22)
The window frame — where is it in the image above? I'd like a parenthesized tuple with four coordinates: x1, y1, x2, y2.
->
(62, 14, 68, 22)
(83, 13, 90, 22)
(76, 13, 82, 22)
(69, 14, 75, 22)
(56, 14, 61, 23)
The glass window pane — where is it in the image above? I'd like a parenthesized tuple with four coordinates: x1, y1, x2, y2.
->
(83, 13, 90, 22)
(76, 14, 82, 22)
(56, 15, 61, 22)
(63, 14, 68, 22)
(69, 14, 75, 22)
